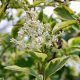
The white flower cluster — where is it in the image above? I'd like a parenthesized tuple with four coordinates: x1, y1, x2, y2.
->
(19, 19, 50, 49)
(11, 10, 51, 50)
(11, 38, 26, 50)
(46, 31, 65, 47)
(11, 10, 64, 51)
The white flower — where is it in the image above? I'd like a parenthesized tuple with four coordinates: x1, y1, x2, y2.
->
(11, 38, 26, 50)
(16, 40, 26, 50)
(11, 10, 51, 50)
(47, 40, 52, 46)
(18, 29, 25, 39)
(26, 10, 38, 20)
(35, 36, 44, 45)
(11, 38, 17, 43)
(51, 35, 59, 42)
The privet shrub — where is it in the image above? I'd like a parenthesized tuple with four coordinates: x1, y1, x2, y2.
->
(0, 0, 80, 80)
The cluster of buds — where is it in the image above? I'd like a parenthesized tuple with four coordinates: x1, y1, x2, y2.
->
(11, 10, 64, 51)
(11, 10, 51, 50)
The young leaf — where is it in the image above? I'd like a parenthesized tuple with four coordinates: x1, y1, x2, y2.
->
(71, 55, 80, 62)
(52, 20, 76, 34)
(38, 9, 43, 22)
(0, 3, 8, 20)
(5, 65, 29, 72)
(68, 37, 80, 47)
(45, 56, 70, 79)
(5, 65, 41, 80)
(54, 5, 75, 20)
(34, 52, 48, 62)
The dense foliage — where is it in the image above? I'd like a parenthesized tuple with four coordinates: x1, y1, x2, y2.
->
(0, 0, 80, 80)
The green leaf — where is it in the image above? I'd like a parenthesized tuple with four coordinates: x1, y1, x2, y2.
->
(68, 37, 80, 56)
(5, 65, 29, 72)
(71, 55, 80, 62)
(34, 52, 48, 62)
(0, 3, 8, 20)
(9, 0, 21, 8)
(11, 18, 25, 38)
(68, 37, 80, 47)
(43, 14, 49, 23)
(33, 0, 44, 6)
(48, 16, 56, 22)
(52, 20, 76, 34)
(29, 69, 41, 80)
(38, 10, 43, 22)
(16, 9, 23, 17)
(54, 5, 75, 20)
(45, 56, 70, 79)
(15, 55, 34, 67)
(5, 65, 41, 80)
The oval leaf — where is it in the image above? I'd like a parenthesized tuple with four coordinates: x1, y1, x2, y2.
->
(68, 37, 80, 47)
(5, 65, 41, 80)
(52, 20, 76, 34)
(45, 56, 70, 79)
(54, 5, 75, 20)
(5, 65, 29, 72)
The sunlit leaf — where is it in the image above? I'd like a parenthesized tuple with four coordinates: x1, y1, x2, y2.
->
(0, 3, 8, 20)
(54, 5, 75, 20)
(45, 56, 70, 79)
(71, 55, 80, 62)
(52, 20, 76, 34)
(34, 52, 48, 62)
(11, 18, 25, 38)
(5, 65, 29, 72)
(68, 37, 80, 47)
(29, 69, 41, 80)
(5, 65, 41, 80)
